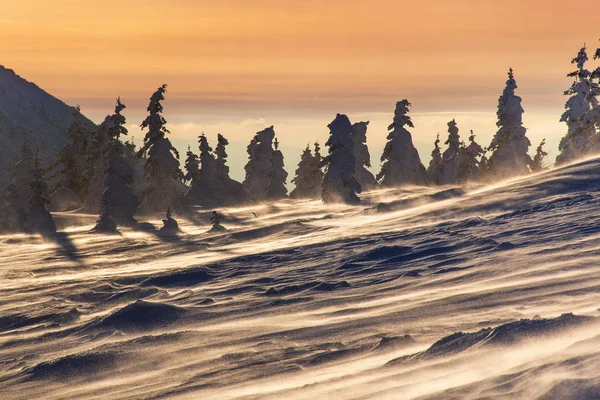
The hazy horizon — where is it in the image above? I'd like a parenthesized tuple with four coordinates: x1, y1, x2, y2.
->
(3, 0, 599, 180)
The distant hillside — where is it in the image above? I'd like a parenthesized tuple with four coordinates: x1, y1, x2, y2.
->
(0, 65, 96, 187)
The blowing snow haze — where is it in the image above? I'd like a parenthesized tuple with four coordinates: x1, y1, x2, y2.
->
(3, 2, 600, 399)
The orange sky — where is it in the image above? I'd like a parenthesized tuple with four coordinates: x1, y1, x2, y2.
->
(1, 0, 600, 176)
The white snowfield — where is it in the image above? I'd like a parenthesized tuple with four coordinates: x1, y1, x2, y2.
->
(3, 156, 600, 399)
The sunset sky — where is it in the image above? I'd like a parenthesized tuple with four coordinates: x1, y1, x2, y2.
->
(2, 0, 600, 180)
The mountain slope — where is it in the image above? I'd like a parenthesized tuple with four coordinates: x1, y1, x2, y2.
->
(0, 65, 95, 185)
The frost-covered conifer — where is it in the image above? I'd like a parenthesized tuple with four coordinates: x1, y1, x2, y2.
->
(487, 69, 532, 176)
(93, 99, 139, 226)
(556, 46, 600, 164)
(320, 114, 361, 204)
(243, 126, 276, 201)
(351, 121, 377, 191)
(183, 145, 199, 183)
(215, 133, 230, 180)
(184, 134, 218, 207)
(138, 85, 184, 213)
(426, 134, 443, 185)
(290, 142, 324, 199)
(159, 207, 179, 235)
(213, 133, 250, 206)
(290, 145, 315, 198)
(184, 133, 249, 207)
(210, 210, 226, 232)
(582, 44, 600, 150)
(51, 106, 93, 199)
(266, 138, 288, 199)
(92, 197, 118, 233)
(457, 131, 484, 183)
(377, 100, 428, 186)
(438, 119, 461, 185)
(531, 139, 548, 172)
(1, 143, 35, 231)
(27, 156, 56, 234)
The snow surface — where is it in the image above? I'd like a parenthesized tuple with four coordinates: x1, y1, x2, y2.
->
(3, 157, 600, 399)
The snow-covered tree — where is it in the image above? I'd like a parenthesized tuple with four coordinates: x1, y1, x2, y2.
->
(92, 196, 118, 233)
(26, 156, 56, 234)
(266, 138, 288, 199)
(137, 85, 184, 213)
(290, 142, 324, 199)
(556, 46, 600, 164)
(290, 145, 315, 198)
(215, 133, 229, 180)
(456, 131, 485, 183)
(243, 126, 276, 201)
(487, 68, 532, 177)
(159, 207, 179, 235)
(184, 134, 218, 207)
(183, 145, 199, 183)
(320, 114, 361, 204)
(531, 139, 548, 172)
(377, 100, 428, 186)
(1, 143, 35, 231)
(213, 133, 250, 206)
(426, 134, 443, 185)
(582, 44, 600, 151)
(93, 98, 139, 226)
(210, 210, 226, 232)
(50, 106, 93, 199)
(351, 121, 377, 191)
(438, 119, 461, 185)
(184, 133, 250, 207)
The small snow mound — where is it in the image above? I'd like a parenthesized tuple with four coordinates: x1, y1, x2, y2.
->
(387, 313, 592, 366)
(94, 300, 187, 332)
(142, 268, 215, 288)
(25, 352, 120, 380)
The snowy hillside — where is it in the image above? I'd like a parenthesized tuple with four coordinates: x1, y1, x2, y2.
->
(3, 156, 600, 399)
(0, 66, 95, 185)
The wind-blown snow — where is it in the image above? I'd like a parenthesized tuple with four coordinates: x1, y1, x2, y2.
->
(3, 157, 600, 399)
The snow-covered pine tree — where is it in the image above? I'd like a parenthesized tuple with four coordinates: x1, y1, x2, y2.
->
(210, 210, 226, 232)
(243, 126, 276, 201)
(27, 155, 56, 234)
(213, 133, 251, 206)
(94, 98, 139, 226)
(1, 142, 35, 231)
(137, 85, 184, 213)
(377, 100, 428, 187)
(556, 46, 600, 164)
(184, 134, 219, 207)
(290, 145, 315, 199)
(351, 121, 377, 191)
(531, 139, 548, 172)
(487, 68, 532, 177)
(50, 106, 93, 200)
(266, 138, 288, 199)
(215, 133, 230, 180)
(310, 141, 325, 190)
(320, 114, 361, 204)
(456, 131, 485, 183)
(92, 196, 118, 233)
(159, 206, 180, 235)
(290, 142, 325, 199)
(426, 134, 443, 185)
(438, 119, 461, 185)
(582, 44, 600, 150)
(183, 145, 200, 183)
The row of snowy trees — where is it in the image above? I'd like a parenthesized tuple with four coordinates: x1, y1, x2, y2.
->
(2, 42, 600, 234)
